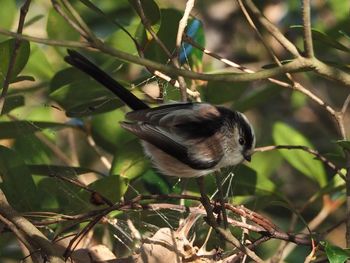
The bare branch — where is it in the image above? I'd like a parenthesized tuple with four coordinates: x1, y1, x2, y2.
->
(302, 0, 314, 57)
(244, 0, 301, 58)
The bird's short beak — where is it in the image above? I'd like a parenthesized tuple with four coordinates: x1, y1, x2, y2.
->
(244, 154, 251, 162)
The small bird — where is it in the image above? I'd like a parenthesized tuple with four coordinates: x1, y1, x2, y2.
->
(64, 50, 255, 178)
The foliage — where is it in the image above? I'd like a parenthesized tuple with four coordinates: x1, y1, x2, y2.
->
(0, 0, 349, 262)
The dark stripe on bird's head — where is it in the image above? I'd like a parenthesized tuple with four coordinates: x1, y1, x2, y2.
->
(217, 107, 254, 150)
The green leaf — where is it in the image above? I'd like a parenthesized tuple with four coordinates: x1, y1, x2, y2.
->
(230, 165, 276, 196)
(0, 121, 71, 139)
(234, 86, 281, 112)
(29, 164, 105, 177)
(111, 139, 150, 179)
(87, 174, 128, 203)
(0, 39, 30, 84)
(142, 9, 182, 63)
(0, 0, 16, 30)
(0, 146, 40, 211)
(2, 95, 25, 114)
(36, 176, 92, 213)
(204, 81, 246, 104)
(336, 140, 350, 152)
(273, 122, 327, 187)
(91, 108, 134, 153)
(290, 26, 350, 53)
(11, 75, 35, 83)
(47, 9, 80, 41)
(26, 44, 54, 79)
(322, 241, 350, 263)
(129, 0, 161, 34)
(50, 67, 124, 117)
(142, 170, 170, 194)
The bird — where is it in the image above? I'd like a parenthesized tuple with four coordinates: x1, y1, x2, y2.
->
(64, 50, 256, 178)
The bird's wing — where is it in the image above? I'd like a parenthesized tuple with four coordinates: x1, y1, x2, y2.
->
(121, 103, 227, 169)
(121, 122, 223, 170)
(125, 103, 224, 139)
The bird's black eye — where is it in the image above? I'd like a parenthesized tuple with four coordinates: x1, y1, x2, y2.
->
(239, 137, 245, 145)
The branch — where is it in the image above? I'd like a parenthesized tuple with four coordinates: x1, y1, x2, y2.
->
(133, 0, 188, 101)
(0, 0, 32, 115)
(0, 190, 64, 262)
(255, 145, 346, 181)
(244, 0, 301, 58)
(302, 0, 314, 57)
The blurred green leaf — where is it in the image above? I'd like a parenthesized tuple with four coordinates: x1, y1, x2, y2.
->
(24, 14, 45, 28)
(336, 140, 350, 152)
(2, 95, 25, 114)
(204, 81, 246, 104)
(12, 75, 35, 83)
(91, 108, 134, 153)
(234, 86, 281, 112)
(273, 122, 327, 187)
(36, 176, 92, 213)
(0, 121, 71, 139)
(0, 0, 16, 30)
(322, 241, 350, 263)
(0, 39, 30, 84)
(129, 0, 161, 34)
(248, 151, 283, 180)
(291, 91, 307, 110)
(290, 26, 350, 53)
(29, 164, 104, 177)
(26, 44, 54, 79)
(0, 146, 40, 211)
(142, 9, 182, 63)
(231, 165, 276, 196)
(111, 138, 150, 180)
(47, 9, 80, 41)
(87, 174, 128, 203)
(142, 170, 170, 194)
(14, 135, 51, 165)
(50, 67, 124, 117)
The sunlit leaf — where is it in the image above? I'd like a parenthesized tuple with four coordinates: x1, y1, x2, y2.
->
(273, 122, 327, 187)
(87, 174, 128, 203)
(231, 165, 276, 196)
(111, 138, 150, 179)
(322, 241, 350, 263)
(142, 170, 170, 194)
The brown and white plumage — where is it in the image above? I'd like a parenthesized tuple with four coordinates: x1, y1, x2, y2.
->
(65, 50, 255, 178)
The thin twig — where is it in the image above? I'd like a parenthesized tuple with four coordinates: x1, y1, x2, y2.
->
(133, 0, 188, 101)
(0, 190, 64, 262)
(302, 0, 314, 58)
(176, 0, 195, 57)
(244, 0, 301, 58)
(255, 145, 346, 181)
(51, 0, 89, 39)
(0, 0, 32, 115)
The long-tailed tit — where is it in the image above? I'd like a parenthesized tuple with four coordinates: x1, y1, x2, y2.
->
(65, 50, 255, 178)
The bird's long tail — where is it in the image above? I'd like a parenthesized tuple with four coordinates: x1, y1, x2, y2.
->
(64, 49, 149, 111)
